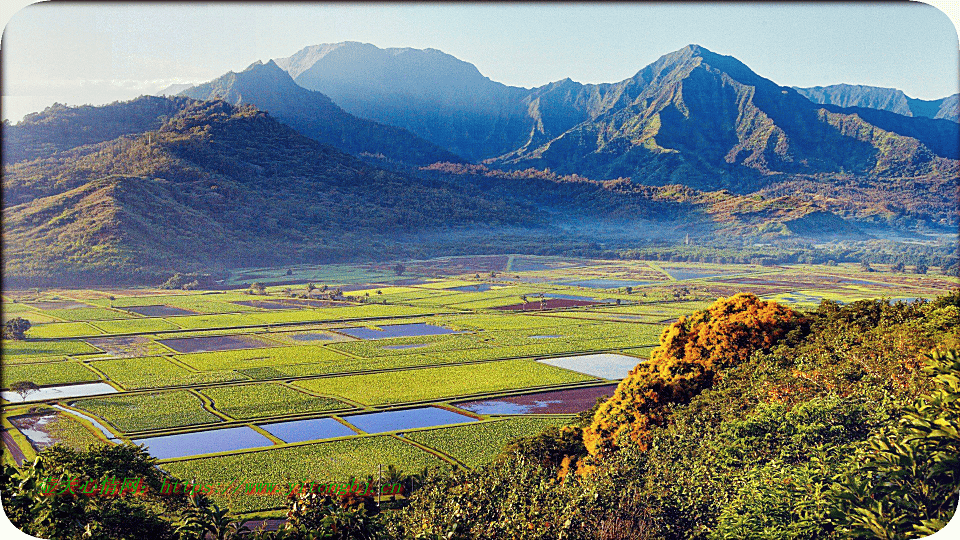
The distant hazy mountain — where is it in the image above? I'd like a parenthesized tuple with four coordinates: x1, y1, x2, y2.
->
(275, 42, 533, 161)
(155, 83, 195, 96)
(179, 60, 463, 166)
(794, 84, 959, 121)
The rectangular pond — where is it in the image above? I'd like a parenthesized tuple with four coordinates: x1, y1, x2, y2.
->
(446, 283, 495, 292)
(259, 417, 357, 443)
(121, 305, 196, 317)
(455, 384, 619, 415)
(337, 323, 457, 340)
(285, 332, 336, 342)
(662, 267, 735, 281)
(537, 353, 642, 380)
(2, 382, 118, 403)
(157, 335, 267, 353)
(562, 279, 655, 289)
(342, 407, 476, 434)
(133, 426, 275, 460)
(9, 413, 58, 449)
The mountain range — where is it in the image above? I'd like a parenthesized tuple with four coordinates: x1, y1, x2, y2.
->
(3, 43, 957, 284)
(794, 84, 958, 122)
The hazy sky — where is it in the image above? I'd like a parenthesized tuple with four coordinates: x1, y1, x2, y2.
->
(2, 2, 958, 122)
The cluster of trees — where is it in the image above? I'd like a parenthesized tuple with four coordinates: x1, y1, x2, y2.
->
(2, 317, 31, 340)
(583, 294, 805, 457)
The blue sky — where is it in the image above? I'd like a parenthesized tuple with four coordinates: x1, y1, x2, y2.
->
(2, 2, 958, 122)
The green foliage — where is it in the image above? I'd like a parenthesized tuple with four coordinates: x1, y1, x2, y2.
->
(823, 350, 960, 539)
(0, 442, 187, 540)
(3, 316, 32, 339)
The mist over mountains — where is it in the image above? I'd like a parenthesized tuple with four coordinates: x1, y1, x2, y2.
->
(3, 43, 957, 284)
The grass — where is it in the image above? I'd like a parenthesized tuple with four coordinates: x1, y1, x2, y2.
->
(291, 359, 596, 406)
(200, 383, 349, 419)
(160, 435, 446, 513)
(405, 417, 573, 468)
(91, 357, 246, 389)
(72, 390, 221, 432)
(2, 361, 101, 388)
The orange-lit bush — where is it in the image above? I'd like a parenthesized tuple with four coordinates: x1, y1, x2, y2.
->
(583, 293, 804, 456)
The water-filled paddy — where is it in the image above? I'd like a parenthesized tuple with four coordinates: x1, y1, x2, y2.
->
(134, 426, 275, 460)
(447, 283, 495, 292)
(121, 305, 196, 317)
(338, 323, 457, 340)
(157, 335, 267, 353)
(383, 343, 429, 350)
(455, 384, 619, 414)
(563, 279, 655, 289)
(9, 413, 58, 448)
(342, 406, 476, 434)
(27, 301, 90, 310)
(494, 298, 600, 311)
(1, 382, 118, 403)
(285, 332, 336, 342)
(662, 267, 735, 281)
(538, 353, 642, 380)
(259, 417, 357, 443)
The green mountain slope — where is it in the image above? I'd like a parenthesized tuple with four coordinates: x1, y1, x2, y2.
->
(2, 99, 529, 284)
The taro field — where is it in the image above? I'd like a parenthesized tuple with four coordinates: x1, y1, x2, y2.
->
(2, 255, 955, 515)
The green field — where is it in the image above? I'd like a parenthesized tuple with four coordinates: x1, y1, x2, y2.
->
(405, 417, 574, 468)
(291, 359, 597, 405)
(2, 361, 101, 388)
(3, 255, 955, 510)
(161, 435, 446, 512)
(199, 383, 350, 419)
(72, 390, 222, 432)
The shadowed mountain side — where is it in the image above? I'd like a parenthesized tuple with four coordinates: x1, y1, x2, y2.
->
(2, 96, 195, 165)
(179, 60, 465, 166)
(2, 99, 532, 284)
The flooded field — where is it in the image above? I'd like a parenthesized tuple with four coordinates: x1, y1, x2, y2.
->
(260, 417, 357, 443)
(337, 323, 458, 340)
(456, 384, 619, 414)
(342, 407, 476, 434)
(2, 382, 119, 403)
(157, 335, 269, 353)
(538, 353, 643, 380)
(121, 305, 196, 317)
(135, 426, 275, 460)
